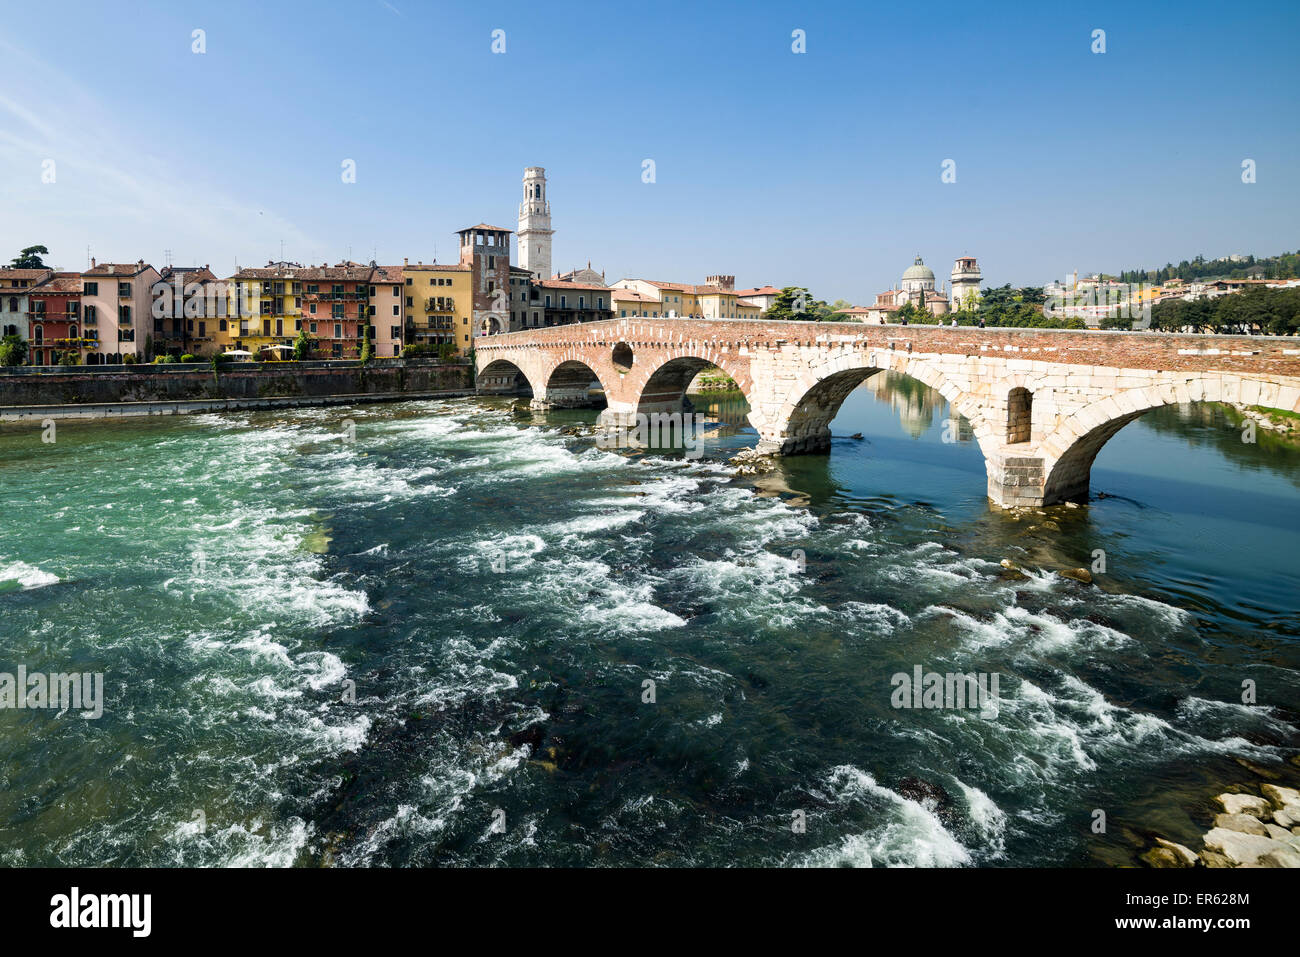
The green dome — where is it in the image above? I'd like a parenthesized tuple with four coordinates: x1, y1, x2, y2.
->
(902, 256, 934, 281)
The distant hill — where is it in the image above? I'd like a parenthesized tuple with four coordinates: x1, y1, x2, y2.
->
(1118, 251, 1298, 284)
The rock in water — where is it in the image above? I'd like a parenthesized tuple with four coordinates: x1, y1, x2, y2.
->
(1261, 783, 1300, 808)
(1213, 813, 1268, 836)
(1057, 567, 1093, 584)
(1216, 792, 1272, 817)
(1202, 827, 1298, 866)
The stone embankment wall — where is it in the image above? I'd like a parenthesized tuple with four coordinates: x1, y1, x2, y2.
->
(0, 362, 473, 419)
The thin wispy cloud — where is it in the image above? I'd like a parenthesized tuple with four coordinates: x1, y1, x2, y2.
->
(0, 33, 318, 273)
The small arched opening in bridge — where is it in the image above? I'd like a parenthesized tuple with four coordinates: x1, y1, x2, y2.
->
(476, 359, 534, 398)
(538, 360, 607, 410)
(612, 342, 634, 373)
(1040, 380, 1300, 504)
(1007, 387, 1033, 444)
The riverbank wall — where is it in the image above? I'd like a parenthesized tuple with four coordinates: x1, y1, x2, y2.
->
(0, 360, 475, 421)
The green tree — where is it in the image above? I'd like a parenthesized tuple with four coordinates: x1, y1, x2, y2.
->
(766, 286, 831, 321)
(10, 245, 49, 269)
(0, 334, 28, 366)
(293, 328, 316, 361)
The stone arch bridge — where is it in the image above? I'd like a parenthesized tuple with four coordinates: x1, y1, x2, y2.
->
(475, 318, 1300, 507)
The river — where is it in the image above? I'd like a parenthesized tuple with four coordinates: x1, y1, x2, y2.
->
(0, 374, 1296, 866)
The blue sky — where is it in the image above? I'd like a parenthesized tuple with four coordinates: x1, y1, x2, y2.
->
(1, 0, 1296, 300)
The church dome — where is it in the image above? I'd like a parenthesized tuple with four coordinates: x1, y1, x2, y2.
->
(902, 256, 934, 281)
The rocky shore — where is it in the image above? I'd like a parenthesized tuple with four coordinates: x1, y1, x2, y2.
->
(1143, 783, 1300, 868)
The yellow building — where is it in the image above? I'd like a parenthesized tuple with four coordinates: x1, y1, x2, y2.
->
(228, 263, 304, 358)
(400, 260, 474, 354)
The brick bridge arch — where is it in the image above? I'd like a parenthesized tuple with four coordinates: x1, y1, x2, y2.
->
(475, 318, 1300, 507)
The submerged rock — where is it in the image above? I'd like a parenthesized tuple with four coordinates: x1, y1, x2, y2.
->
(1057, 567, 1093, 584)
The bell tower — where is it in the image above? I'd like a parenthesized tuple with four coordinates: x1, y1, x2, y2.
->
(517, 167, 553, 279)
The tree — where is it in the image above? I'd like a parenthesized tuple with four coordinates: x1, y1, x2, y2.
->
(359, 331, 373, 363)
(293, 328, 316, 361)
(0, 334, 28, 366)
(766, 286, 832, 322)
(10, 245, 49, 269)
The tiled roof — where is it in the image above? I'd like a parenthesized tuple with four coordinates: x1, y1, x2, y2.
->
(372, 265, 404, 282)
(0, 268, 53, 282)
(735, 286, 780, 296)
(457, 223, 513, 233)
(84, 262, 153, 277)
(403, 263, 471, 272)
(293, 266, 375, 282)
(30, 273, 83, 294)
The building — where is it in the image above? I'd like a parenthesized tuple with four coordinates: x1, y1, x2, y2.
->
(227, 262, 303, 358)
(402, 260, 472, 352)
(296, 264, 374, 358)
(517, 167, 553, 280)
(609, 276, 763, 320)
(457, 224, 514, 344)
(27, 273, 84, 365)
(510, 266, 539, 330)
(81, 259, 161, 362)
(950, 256, 982, 309)
(735, 285, 781, 313)
(0, 268, 53, 341)
(866, 256, 951, 322)
(368, 265, 405, 357)
(152, 265, 223, 357)
(532, 278, 614, 326)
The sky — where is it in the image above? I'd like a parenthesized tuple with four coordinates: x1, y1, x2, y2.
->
(1, 0, 1297, 302)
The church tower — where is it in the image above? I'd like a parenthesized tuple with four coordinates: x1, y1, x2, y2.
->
(517, 167, 553, 279)
(950, 256, 982, 309)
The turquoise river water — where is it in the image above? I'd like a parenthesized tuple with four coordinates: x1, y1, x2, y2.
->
(0, 375, 1296, 866)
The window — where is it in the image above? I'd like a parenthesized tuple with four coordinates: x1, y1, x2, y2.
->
(406, 296, 413, 307)
(119, 305, 132, 324)
(392, 305, 399, 316)
(309, 304, 317, 314)
(84, 282, 98, 295)
(84, 305, 97, 325)
(310, 322, 317, 334)
(392, 285, 400, 296)
(118, 282, 131, 297)
(334, 324, 342, 339)
(390, 325, 400, 340)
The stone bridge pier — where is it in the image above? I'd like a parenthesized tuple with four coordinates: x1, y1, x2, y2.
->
(475, 318, 1300, 508)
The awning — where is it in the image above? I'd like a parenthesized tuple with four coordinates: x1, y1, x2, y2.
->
(223, 349, 252, 356)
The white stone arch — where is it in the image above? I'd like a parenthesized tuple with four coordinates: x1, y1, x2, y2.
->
(762, 347, 997, 458)
(1039, 374, 1300, 503)
(984, 372, 1053, 447)
(626, 344, 757, 420)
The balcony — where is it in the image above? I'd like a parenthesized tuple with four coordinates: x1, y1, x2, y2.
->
(424, 298, 455, 312)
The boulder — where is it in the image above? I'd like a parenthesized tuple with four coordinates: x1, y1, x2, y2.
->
(1141, 846, 1190, 868)
(1262, 784, 1300, 808)
(1264, 823, 1294, 842)
(1258, 846, 1300, 868)
(1058, 567, 1093, 584)
(1202, 827, 1295, 866)
(1273, 806, 1300, 828)
(1216, 792, 1272, 817)
(1153, 838, 1198, 867)
(1200, 850, 1235, 868)
(1213, 813, 1268, 836)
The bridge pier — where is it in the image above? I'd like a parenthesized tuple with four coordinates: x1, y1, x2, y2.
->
(984, 450, 1049, 508)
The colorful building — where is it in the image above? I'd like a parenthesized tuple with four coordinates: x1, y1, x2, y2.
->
(228, 263, 303, 358)
(401, 260, 472, 353)
(81, 259, 161, 363)
(0, 268, 52, 343)
(27, 273, 85, 365)
(368, 265, 405, 357)
(297, 264, 373, 359)
(152, 265, 224, 357)
(533, 278, 613, 326)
